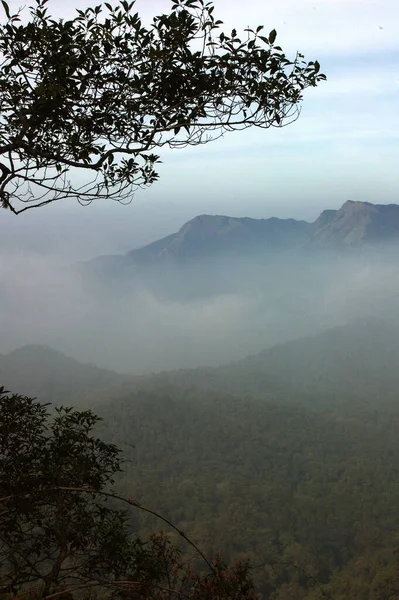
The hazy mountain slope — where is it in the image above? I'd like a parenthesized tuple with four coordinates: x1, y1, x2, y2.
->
(125, 214, 311, 264)
(149, 318, 399, 409)
(312, 208, 337, 229)
(310, 200, 399, 247)
(87, 214, 311, 273)
(3, 317, 399, 412)
(0, 344, 128, 404)
(87, 201, 399, 273)
(3, 322, 399, 598)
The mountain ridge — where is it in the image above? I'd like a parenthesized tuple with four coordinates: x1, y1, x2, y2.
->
(146, 316, 399, 409)
(3, 317, 398, 409)
(88, 201, 399, 270)
(0, 343, 128, 404)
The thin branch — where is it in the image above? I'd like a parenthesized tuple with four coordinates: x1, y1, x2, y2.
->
(42, 579, 189, 600)
(0, 487, 215, 575)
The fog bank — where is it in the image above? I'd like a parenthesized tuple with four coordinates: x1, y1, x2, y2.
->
(1, 247, 399, 373)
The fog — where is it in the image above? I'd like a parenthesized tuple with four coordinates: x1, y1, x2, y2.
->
(1, 243, 399, 374)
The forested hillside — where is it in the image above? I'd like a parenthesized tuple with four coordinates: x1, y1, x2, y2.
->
(91, 386, 399, 600)
(4, 320, 398, 598)
(4, 318, 398, 410)
(0, 344, 129, 404)
(138, 318, 399, 411)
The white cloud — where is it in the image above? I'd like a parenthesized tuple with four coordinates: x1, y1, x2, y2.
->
(6, 0, 398, 57)
(132, 0, 399, 57)
(312, 69, 398, 98)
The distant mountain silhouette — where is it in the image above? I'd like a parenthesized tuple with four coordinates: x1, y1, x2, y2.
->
(88, 201, 399, 271)
(0, 344, 127, 405)
(149, 317, 399, 408)
(4, 318, 398, 411)
(124, 214, 311, 264)
(310, 200, 399, 247)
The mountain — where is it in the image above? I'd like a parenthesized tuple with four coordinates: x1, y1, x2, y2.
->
(5, 322, 399, 599)
(311, 200, 399, 247)
(87, 201, 399, 272)
(92, 375, 399, 598)
(0, 344, 128, 405)
(148, 318, 399, 410)
(3, 322, 399, 599)
(88, 214, 311, 273)
(3, 318, 398, 411)
(125, 214, 311, 264)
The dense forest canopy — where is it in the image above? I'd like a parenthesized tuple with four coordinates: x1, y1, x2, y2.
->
(0, 388, 259, 600)
(2, 320, 399, 599)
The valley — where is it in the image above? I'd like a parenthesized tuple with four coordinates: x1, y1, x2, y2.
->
(2, 200, 399, 599)
(2, 316, 399, 599)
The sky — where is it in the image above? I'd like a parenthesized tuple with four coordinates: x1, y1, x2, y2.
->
(1, 0, 398, 258)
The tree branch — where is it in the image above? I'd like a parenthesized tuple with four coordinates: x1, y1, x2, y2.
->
(0, 487, 215, 575)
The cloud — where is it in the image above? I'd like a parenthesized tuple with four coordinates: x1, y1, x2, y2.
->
(132, 0, 398, 57)
(2, 248, 399, 374)
(1, 0, 398, 381)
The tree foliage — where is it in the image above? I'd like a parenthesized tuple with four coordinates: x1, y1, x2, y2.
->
(0, 387, 259, 600)
(0, 0, 325, 213)
(0, 387, 132, 595)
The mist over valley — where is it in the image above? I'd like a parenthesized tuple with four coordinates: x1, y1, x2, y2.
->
(2, 199, 399, 599)
(2, 200, 399, 373)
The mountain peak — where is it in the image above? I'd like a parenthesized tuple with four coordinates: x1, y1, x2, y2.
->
(7, 343, 72, 361)
(311, 200, 399, 247)
(0, 344, 125, 404)
(178, 214, 240, 237)
(339, 199, 378, 214)
(87, 201, 399, 274)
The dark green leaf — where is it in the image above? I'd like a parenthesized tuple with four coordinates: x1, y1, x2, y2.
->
(269, 28, 277, 44)
(1, 0, 10, 18)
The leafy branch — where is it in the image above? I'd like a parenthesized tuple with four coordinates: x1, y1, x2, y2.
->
(0, 0, 325, 213)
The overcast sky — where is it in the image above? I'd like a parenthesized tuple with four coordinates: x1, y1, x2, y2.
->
(1, 0, 398, 259)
